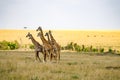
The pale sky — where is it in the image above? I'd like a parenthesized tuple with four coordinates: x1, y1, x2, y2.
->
(0, 0, 120, 30)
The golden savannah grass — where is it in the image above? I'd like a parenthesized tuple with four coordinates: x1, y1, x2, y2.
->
(0, 30, 120, 51)
(0, 30, 120, 80)
(0, 51, 120, 80)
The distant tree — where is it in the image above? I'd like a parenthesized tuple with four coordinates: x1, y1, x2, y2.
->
(24, 27, 27, 29)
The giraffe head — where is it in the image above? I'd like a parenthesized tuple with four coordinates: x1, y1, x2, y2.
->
(49, 30, 52, 34)
(37, 32, 42, 37)
(26, 32, 32, 39)
(45, 32, 49, 37)
(36, 26, 42, 31)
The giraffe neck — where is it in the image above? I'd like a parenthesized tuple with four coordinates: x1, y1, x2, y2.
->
(46, 34, 51, 44)
(49, 33, 56, 43)
(40, 29, 44, 35)
(30, 36, 39, 46)
(40, 34, 49, 45)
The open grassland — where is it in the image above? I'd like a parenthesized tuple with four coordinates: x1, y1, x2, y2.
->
(0, 51, 120, 80)
(0, 30, 120, 51)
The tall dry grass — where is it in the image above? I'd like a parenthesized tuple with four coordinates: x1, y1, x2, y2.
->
(0, 30, 120, 50)
(0, 51, 120, 80)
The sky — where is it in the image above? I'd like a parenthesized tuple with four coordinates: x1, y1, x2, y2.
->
(0, 0, 120, 30)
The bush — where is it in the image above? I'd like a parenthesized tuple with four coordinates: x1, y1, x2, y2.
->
(61, 46, 65, 50)
(0, 40, 10, 50)
(0, 40, 20, 50)
(65, 42, 74, 50)
(61, 42, 110, 54)
(29, 44, 35, 49)
(108, 48, 113, 53)
(73, 43, 81, 52)
(81, 45, 85, 51)
(99, 48, 104, 53)
(92, 48, 98, 52)
(8, 40, 20, 50)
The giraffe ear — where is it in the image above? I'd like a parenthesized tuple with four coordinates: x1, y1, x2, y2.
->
(39, 26, 42, 29)
(45, 32, 47, 36)
(49, 30, 52, 33)
(26, 32, 30, 37)
(39, 26, 42, 28)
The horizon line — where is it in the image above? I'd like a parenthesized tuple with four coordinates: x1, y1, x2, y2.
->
(0, 29, 120, 32)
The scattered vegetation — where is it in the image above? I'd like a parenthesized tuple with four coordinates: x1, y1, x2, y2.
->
(0, 40, 20, 50)
(0, 40, 119, 55)
(62, 42, 118, 54)
(0, 40, 35, 50)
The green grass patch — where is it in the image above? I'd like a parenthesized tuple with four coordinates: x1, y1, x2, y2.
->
(71, 74, 79, 79)
(67, 62, 78, 65)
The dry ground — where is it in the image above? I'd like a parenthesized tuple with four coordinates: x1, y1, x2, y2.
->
(0, 51, 120, 80)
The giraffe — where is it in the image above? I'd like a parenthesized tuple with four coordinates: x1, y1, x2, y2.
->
(48, 30, 61, 60)
(36, 26, 44, 35)
(45, 32, 51, 44)
(36, 27, 56, 61)
(45, 32, 58, 60)
(26, 32, 47, 62)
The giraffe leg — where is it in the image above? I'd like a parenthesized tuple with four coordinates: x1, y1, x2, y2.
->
(51, 54, 54, 60)
(43, 51, 47, 62)
(49, 50, 53, 62)
(46, 50, 49, 60)
(58, 51, 60, 61)
(53, 49, 57, 61)
(50, 53, 52, 61)
(54, 50, 57, 61)
(37, 51, 42, 62)
(35, 51, 38, 61)
(51, 50, 56, 61)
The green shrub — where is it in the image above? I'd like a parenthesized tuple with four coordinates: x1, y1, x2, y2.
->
(29, 44, 34, 49)
(73, 43, 81, 52)
(0, 40, 20, 50)
(65, 42, 74, 50)
(0, 40, 10, 50)
(8, 40, 20, 50)
(14, 40, 20, 49)
(71, 75, 79, 79)
(61, 46, 65, 50)
(61, 42, 105, 53)
(108, 48, 113, 53)
(81, 45, 85, 51)
(90, 45, 93, 51)
(92, 48, 98, 52)
(99, 48, 104, 53)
